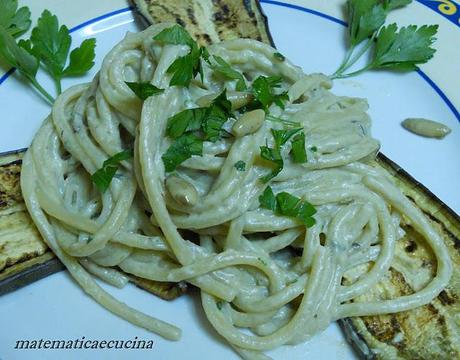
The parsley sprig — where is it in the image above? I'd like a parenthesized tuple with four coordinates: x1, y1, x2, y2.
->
(259, 186, 316, 227)
(332, 0, 438, 79)
(0, 0, 31, 37)
(162, 90, 232, 171)
(0, 2, 96, 103)
(153, 25, 209, 87)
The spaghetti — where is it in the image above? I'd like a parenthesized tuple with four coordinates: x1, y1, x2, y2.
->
(20, 24, 452, 359)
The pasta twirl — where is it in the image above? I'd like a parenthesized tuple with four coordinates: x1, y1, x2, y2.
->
(20, 24, 452, 359)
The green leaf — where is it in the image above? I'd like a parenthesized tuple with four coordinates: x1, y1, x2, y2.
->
(276, 192, 316, 226)
(290, 132, 307, 163)
(234, 160, 246, 171)
(212, 55, 247, 91)
(271, 128, 302, 149)
(30, 10, 71, 79)
(252, 75, 289, 111)
(166, 46, 204, 87)
(259, 186, 277, 211)
(162, 134, 203, 172)
(0, 26, 38, 79)
(310, 146, 318, 152)
(167, 53, 195, 86)
(259, 187, 316, 227)
(166, 107, 207, 138)
(372, 23, 438, 71)
(62, 38, 96, 77)
(260, 145, 283, 183)
(383, 0, 412, 11)
(155, 25, 210, 87)
(125, 81, 164, 101)
(0, 0, 31, 37)
(0, 0, 17, 27)
(199, 47, 210, 82)
(91, 150, 133, 192)
(259, 128, 300, 183)
(201, 90, 232, 142)
(164, 90, 232, 151)
(153, 24, 195, 48)
(347, 0, 386, 46)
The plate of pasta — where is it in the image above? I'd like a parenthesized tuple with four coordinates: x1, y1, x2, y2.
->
(0, 0, 459, 359)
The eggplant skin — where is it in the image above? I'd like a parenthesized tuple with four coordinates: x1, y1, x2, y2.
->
(133, 0, 274, 46)
(339, 154, 460, 360)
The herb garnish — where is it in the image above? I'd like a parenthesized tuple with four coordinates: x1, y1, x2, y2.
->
(91, 150, 133, 192)
(153, 25, 209, 87)
(290, 132, 307, 163)
(162, 90, 232, 171)
(0, 2, 96, 103)
(125, 81, 164, 100)
(162, 134, 203, 172)
(332, 0, 438, 79)
(252, 75, 289, 111)
(259, 128, 302, 183)
(212, 55, 247, 91)
(30, 10, 96, 93)
(0, 0, 31, 37)
(259, 186, 316, 227)
(234, 160, 246, 171)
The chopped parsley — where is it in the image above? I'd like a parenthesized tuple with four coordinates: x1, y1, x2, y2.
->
(125, 81, 164, 100)
(211, 55, 247, 91)
(290, 132, 307, 163)
(162, 134, 203, 172)
(234, 160, 246, 171)
(153, 25, 209, 87)
(91, 150, 133, 192)
(162, 90, 232, 171)
(252, 75, 289, 111)
(259, 186, 316, 227)
(259, 128, 302, 183)
(166, 108, 207, 139)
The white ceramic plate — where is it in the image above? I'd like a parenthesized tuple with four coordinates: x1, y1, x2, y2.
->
(0, 1, 459, 359)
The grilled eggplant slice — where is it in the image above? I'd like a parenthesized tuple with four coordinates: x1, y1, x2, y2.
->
(133, 0, 274, 46)
(0, 149, 58, 296)
(339, 155, 460, 359)
(0, 149, 186, 300)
